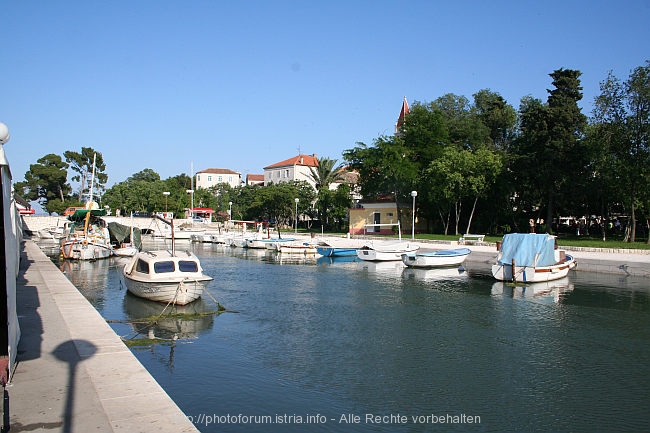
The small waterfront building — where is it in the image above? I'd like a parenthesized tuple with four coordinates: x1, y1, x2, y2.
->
(349, 199, 424, 236)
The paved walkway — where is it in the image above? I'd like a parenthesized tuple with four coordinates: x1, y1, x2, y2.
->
(7, 240, 198, 432)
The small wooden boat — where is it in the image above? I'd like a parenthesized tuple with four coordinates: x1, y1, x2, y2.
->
(401, 247, 471, 268)
(491, 233, 577, 283)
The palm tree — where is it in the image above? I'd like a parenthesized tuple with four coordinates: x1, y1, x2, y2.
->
(308, 157, 345, 192)
(308, 157, 347, 230)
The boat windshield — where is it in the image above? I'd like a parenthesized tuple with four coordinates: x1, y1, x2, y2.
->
(154, 261, 176, 273)
(135, 259, 150, 274)
(178, 260, 199, 272)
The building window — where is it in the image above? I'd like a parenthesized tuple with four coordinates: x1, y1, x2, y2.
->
(197, 175, 201, 182)
(387, 212, 394, 217)
(218, 176, 223, 182)
(207, 176, 212, 182)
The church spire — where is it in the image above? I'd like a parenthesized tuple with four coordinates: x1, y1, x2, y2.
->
(395, 96, 409, 135)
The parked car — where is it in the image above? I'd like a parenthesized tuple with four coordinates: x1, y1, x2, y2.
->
(63, 206, 85, 216)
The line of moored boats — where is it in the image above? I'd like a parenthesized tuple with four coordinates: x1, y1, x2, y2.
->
(36, 209, 577, 307)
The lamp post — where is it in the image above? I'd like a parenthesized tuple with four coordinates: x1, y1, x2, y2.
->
(163, 191, 170, 213)
(411, 191, 417, 240)
(228, 201, 232, 220)
(0, 122, 10, 145)
(294, 198, 299, 234)
(186, 189, 194, 219)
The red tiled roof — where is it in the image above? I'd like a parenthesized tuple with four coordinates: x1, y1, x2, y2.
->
(264, 154, 318, 169)
(246, 174, 264, 181)
(197, 168, 240, 174)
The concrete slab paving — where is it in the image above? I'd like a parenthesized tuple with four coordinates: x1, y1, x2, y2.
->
(7, 240, 199, 433)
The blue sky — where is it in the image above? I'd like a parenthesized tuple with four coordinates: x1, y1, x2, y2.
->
(2, 1, 649, 191)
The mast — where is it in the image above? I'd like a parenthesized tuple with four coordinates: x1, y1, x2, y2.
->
(87, 153, 96, 209)
(190, 161, 194, 225)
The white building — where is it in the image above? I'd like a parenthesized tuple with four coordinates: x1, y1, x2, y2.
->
(263, 154, 319, 189)
(195, 168, 242, 189)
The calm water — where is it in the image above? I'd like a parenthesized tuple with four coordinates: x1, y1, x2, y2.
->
(42, 239, 650, 433)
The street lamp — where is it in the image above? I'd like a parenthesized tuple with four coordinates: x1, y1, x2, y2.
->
(163, 191, 170, 213)
(228, 201, 232, 220)
(0, 122, 10, 145)
(294, 198, 299, 234)
(186, 189, 194, 219)
(411, 191, 417, 240)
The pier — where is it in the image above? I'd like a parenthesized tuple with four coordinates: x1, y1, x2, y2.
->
(7, 240, 198, 432)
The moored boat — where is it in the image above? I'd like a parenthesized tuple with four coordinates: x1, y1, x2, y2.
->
(60, 208, 113, 260)
(356, 241, 419, 262)
(278, 243, 317, 255)
(315, 237, 366, 257)
(401, 247, 471, 268)
(122, 215, 213, 305)
(122, 249, 213, 305)
(491, 233, 577, 283)
(316, 246, 358, 257)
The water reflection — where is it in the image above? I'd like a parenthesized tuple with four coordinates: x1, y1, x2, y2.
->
(491, 278, 575, 303)
(402, 266, 469, 283)
(123, 293, 217, 341)
(38, 238, 650, 433)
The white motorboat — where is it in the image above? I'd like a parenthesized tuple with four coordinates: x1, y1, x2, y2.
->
(278, 243, 317, 255)
(356, 240, 419, 261)
(401, 247, 471, 268)
(122, 215, 213, 305)
(491, 233, 577, 283)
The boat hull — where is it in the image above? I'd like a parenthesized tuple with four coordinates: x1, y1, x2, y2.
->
(279, 244, 317, 254)
(356, 242, 419, 262)
(401, 248, 471, 268)
(491, 255, 577, 283)
(123, 276, 208, 305)
(60, 239, 113, 260)
(316, 247, 358, 257)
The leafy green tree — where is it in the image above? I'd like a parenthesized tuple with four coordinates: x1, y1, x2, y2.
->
(424, 146, 502, 235)
(545, 69, 589, 231)
(511, 69, 588, 233)
(592, 61, 650, 242)
(64, 147, 108, 202)
(103, 169, 167, 215)
(400, 102, 448, 164)
(14, 153, 72, 215)
(329, 183, 353, 232)
(473, 89, 518, 150)
(431, 94, 491, 150)
(343, 135, 419, 226)
(244, 181, 315, 229)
